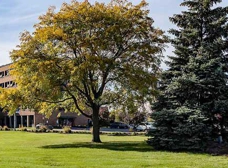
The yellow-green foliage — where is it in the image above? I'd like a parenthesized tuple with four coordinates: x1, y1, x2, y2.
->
(3, 0, 166, 142)
(9, 0, 166, 115)
(63, 126, 71, 133)
(0, 88, 24, 115)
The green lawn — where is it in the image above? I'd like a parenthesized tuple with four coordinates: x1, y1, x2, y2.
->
(0, 131, 227, 168)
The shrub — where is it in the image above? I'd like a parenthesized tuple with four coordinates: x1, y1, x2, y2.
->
(39, 125, 48, 132)
(0, 126, 2, 131)
(53, 130, 59, 133)
(31, 127, 36, 132)
(3, 126, 10, 131)
(18, 127, 27, 131)
(63, 126, 71, 133)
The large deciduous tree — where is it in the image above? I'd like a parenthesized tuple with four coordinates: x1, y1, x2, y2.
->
(8, 0, 166, 142)
(148, 0, 228, 151)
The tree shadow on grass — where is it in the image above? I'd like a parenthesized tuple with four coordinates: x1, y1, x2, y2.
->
(41, 141, 155, 152)
(41, 141, 228, 155)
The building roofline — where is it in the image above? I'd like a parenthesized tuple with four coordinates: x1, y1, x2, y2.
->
(0, 63, 13, 69)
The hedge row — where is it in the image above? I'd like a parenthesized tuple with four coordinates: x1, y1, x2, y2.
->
(0, 126, 145, 136)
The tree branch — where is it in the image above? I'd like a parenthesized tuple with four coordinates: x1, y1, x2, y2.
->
(35, 97, 72, 104)
(63, 84, 92, 118)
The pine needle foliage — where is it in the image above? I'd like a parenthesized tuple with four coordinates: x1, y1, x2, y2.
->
(148, 0, 228, 151)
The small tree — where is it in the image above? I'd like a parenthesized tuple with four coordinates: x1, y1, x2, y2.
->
(6, 0, 166, 142)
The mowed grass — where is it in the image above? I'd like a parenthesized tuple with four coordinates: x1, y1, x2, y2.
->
(0, 132, 228, 168)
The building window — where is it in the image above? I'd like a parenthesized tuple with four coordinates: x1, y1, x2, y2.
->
(5, 70, 9, 76)
(9, 81, 13, 87)
(0, 71, 4, 78)
(0, 83, 4, 88)
(5, 82, 9, 88)
(12, 81, 16, 87)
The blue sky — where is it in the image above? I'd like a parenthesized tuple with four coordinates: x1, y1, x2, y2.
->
(0, 0, 228, 68)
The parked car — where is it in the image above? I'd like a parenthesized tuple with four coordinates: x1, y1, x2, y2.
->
(36, 123, 53, 130)
(110, 122, 130, 129)
(136, 122, 155, 131)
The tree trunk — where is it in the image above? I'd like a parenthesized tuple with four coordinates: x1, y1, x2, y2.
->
(92, 105, 101, 143)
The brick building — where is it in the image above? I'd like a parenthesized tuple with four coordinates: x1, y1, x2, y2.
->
(0, 63, 108, 128)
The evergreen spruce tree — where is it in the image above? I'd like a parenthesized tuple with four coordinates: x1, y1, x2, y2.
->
(148, 0, 228, 151)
